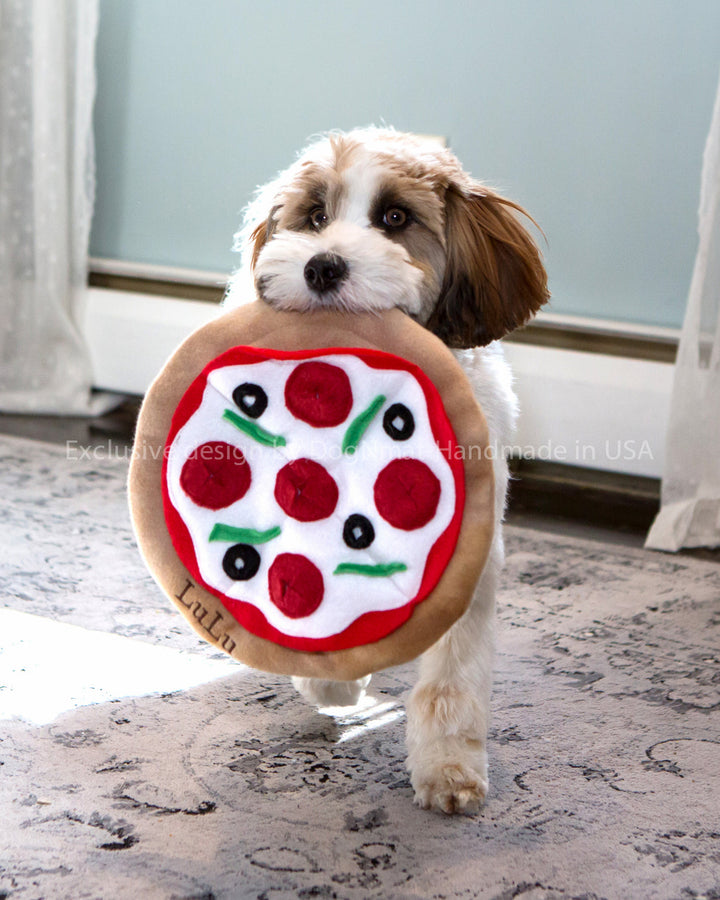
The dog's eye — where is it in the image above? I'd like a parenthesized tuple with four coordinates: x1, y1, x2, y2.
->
(308, 207, 328, 230)
(383, 207, 409, 229)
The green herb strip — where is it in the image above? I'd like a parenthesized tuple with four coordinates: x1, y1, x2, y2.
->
(209, 524, 282, 544)
(333, 562, 408, 577)
(342, 394, 386, 455)
(223, 408, 286, 447)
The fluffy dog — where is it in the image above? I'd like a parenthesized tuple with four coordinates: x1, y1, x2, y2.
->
(225, 127, 549, 813)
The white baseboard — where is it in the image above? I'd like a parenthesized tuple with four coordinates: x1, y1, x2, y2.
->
(83, 288, 672, 478)
(503, 343, 671, 479)
(83, 288, 220, 396)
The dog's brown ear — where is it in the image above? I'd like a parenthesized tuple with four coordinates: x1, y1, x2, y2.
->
(248, 220, 268, 269)
(427, 185, 549, 348)
(247, 205, 280, 269)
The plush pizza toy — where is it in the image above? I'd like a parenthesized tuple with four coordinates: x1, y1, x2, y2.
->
(129, 301, 494, 681)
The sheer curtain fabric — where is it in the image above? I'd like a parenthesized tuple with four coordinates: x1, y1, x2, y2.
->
(646, 74, 720, 551)
(0, 0, 100, 413)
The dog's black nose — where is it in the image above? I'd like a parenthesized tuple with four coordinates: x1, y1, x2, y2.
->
(304, 253, 348, 293)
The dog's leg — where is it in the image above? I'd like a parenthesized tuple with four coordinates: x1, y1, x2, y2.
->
(405, 536, 499, 814)
(292, 675, 372, 708)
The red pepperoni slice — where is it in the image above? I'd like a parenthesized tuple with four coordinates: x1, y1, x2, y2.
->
(180, 441, 251, 510)
(285, 361, 353, 427)
(374, 458, 440, 530)
(268, 553, 324, 618)
(274, 458, 339, 522)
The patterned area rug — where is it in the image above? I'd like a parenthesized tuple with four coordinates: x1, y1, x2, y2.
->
(1, 433, 719, 900)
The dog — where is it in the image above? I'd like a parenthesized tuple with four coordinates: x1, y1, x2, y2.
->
(224, 127, 549, 813)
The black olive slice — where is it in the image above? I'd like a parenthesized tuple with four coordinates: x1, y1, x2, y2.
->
(383, 403, 414, 441)
(232, 383, 268, 419)
(343, 514, 375, 550)
(222, 543, 261, 581)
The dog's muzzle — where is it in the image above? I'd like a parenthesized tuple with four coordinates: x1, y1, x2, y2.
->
(304, 252, 348, 293)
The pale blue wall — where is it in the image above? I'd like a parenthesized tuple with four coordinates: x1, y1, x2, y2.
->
(91, 0, 720, 329)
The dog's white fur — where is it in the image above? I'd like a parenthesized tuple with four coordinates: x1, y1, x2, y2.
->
(224, 127, 548, 814)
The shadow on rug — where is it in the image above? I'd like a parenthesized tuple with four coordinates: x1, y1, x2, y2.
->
(0, 434, 718, 900)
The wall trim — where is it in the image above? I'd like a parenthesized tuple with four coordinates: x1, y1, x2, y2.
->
(87, 260, 680, 363)
(82, 286, 674, 478)
(89, 257, 230, 288)
(505, 314, 678, 363)
(88, 259, 227, 304)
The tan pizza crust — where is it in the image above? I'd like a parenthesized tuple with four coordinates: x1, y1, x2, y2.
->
(128, 301, 494, 680)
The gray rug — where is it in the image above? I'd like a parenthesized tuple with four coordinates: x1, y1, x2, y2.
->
(0, 433, 719, 900)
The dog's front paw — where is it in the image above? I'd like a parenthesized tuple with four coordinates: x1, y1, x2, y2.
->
(409, 745, 488, 815)
(406, 683, 489, 814)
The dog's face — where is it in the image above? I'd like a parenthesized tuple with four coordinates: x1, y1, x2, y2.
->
(234, 128, 549, 348)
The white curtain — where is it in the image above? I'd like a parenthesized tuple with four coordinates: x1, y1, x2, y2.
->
(646, 73, 720, 551)
(0, 0, 103, 414)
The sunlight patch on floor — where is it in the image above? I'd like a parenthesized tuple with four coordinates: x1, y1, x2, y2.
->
(319, 694, 406, 742)
(0, 607, 241, 726)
